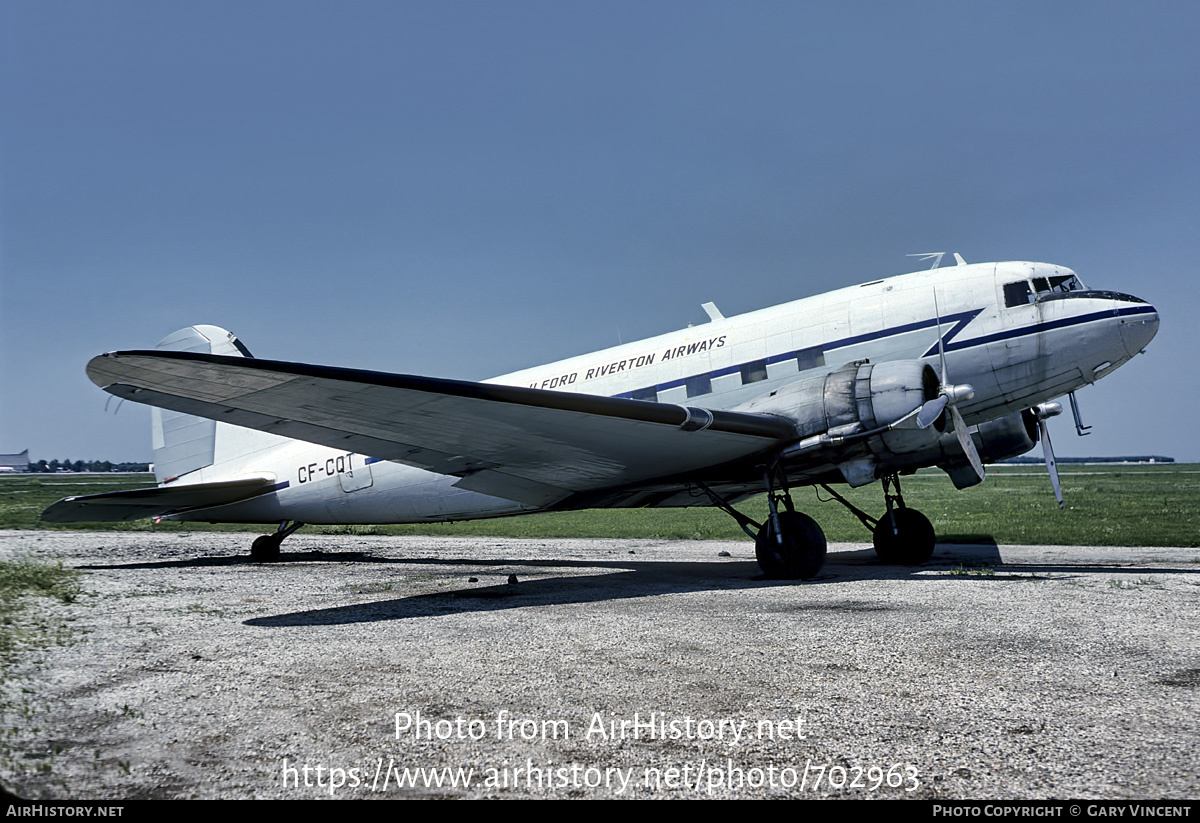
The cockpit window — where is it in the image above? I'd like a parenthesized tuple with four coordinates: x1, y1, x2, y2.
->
(1004, 281, 1032, 307)
(1006, 274, 1085, 307)
(1032, 274, 1086, 301)
(1047, 274, 1083, 293)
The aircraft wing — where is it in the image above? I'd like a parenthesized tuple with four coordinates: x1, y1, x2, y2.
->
(87, 351, 799, 507)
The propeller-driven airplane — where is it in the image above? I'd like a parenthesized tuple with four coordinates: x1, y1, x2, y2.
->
(43, 256, 1159, 579)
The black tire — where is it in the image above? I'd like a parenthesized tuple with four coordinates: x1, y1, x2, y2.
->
(755, 511, 827, 580)
(250, 534, 281, 562)
(872, 508, 936, 565)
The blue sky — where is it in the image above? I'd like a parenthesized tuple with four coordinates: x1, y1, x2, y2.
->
(2, 1, 1197, 463)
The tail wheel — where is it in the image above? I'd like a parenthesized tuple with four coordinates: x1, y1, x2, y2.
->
(755, 511, 827, 580)
(872, 508, 935, 565)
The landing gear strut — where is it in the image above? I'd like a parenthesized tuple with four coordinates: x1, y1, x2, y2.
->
(697, 466, 827, 580)
(756, 465, 827, 579)
(250, 520, 305, 562)
(872, 475, 935, 565)
(820, 473, 935, 566)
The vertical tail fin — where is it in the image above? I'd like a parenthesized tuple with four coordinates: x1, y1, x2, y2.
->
(151, 325, 253, 483)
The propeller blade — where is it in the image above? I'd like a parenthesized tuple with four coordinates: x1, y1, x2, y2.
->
(950, 403, 985, 482)
(888, 395, 949, 431)
(934, 288, 985, 483)
(915, 395, 948, 429)
(1038, 418, 1064, 509)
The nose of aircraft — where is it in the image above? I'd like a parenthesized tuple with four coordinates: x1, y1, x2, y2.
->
(1117, 296, 1159, 357)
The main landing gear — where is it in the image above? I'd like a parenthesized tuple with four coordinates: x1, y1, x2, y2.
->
(705, 467, 937, 576)
(700, 466, 828, 581)
(821, 473, 935, 565)
(250, 520, 305, 562)
(756, 509, 827, 580)
(755, 464, 827, 580)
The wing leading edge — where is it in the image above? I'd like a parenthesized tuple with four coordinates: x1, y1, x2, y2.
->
(87, 351, 799, 506)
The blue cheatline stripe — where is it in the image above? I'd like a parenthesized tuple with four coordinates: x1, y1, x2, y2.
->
(936, 304, 1155, 353)
(612, 308, 980, 400)
(838, 308, 982, 357)
(272, 480, 290, 491)
(613, 304, 1154, 401)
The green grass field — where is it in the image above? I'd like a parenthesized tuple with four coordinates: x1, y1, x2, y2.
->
(2, 464, 1197, 547)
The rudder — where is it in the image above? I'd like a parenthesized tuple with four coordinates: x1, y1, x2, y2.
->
(151, 325, 253, 483)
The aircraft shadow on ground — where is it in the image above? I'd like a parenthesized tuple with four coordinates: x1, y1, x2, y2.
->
(74, 538, 1001, 573)
(69, 538, 1193, 626)
(76, 549, 378, 571)
(227, 538, 1196, 627)
(245, 559, 765, 626)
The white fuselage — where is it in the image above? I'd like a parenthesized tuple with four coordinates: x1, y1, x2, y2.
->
(165, 261, 1158, 525)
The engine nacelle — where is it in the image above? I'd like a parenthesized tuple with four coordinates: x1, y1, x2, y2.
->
(904, 409, 1040, 489)
(973, 408, 1040, 462)
(737, 360, 944, 485)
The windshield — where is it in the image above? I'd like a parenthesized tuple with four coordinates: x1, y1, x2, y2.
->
(1034, 274, 1085, 294)
(1005, 272, 1086, 307)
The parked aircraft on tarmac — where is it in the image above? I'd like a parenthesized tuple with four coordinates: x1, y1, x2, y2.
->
(43, 256, 1159, 579)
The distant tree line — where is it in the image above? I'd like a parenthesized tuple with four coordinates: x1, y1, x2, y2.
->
(27, 460, 151, 473)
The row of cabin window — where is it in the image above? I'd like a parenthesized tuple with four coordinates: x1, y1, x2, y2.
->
(630, 346, 826, 401)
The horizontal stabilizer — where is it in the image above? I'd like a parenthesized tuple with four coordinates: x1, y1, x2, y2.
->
(40, 477, 277, 523)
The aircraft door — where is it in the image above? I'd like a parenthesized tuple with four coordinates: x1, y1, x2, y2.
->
(990, 264, 1043, 396)
(339, 460, 373, 493)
